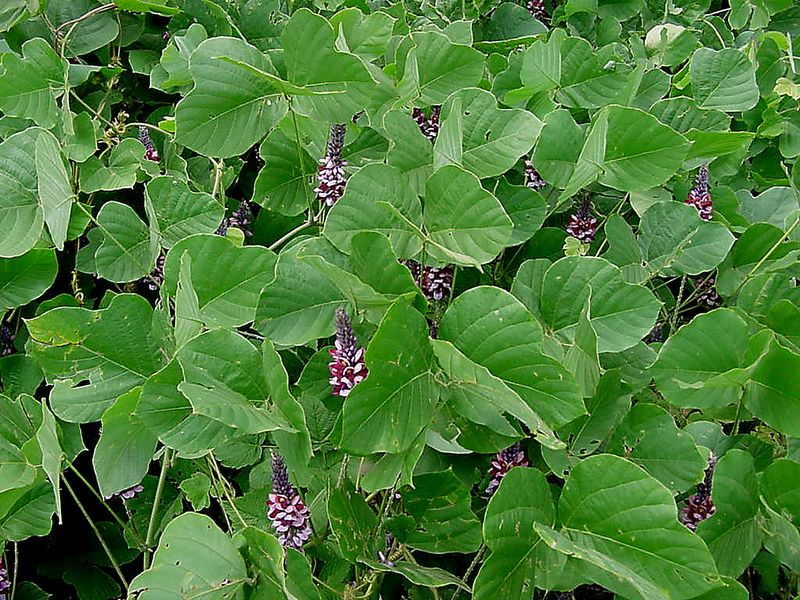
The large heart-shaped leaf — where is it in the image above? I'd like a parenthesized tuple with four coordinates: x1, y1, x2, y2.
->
(690, 48, 759, 112)
(0, 249, 58, 310)
(0, 128, 45, 258)
(144, 176, 224, 247)
(0, 38, 64, 128)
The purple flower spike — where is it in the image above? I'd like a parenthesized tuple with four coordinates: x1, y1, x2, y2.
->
(680, 453, 717, 530)
(0, 556, 9, 593)
(145, 253, 166, 292)
(695, 275, 721, 307)
(216, 201, 253, 237)
(421, 266, 454, 302)
(527, 0, 547, 19)
(315, 124, 348, 207)
(485, 443, 529, 496)
(109, 484, 144, 500)
(138, 126, 159, 162)
(328, 308, 368, 398)
(267, 453, 312, 550)
(412, 106, 441, 142)
(566, 196, 597, 243)
(524, 159, 547, 191)
(686, 165, 713, 221)
(0, 323, 15, 357)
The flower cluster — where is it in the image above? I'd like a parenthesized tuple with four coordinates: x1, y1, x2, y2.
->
(328, 308, 368, 397)
(524, 159, 547, 190)
(686, 165, 712, 221)
(566, 197, 598, 243)
(216, 201, 253, 237)
(402, 260, 454, 302)
(695, 275, 721, 307)
(412, 106, 441, 142)
(485, 443, 529, 496)
(314, 124, 348, 207)
(109, 484, 144, 500)
(680, 453, 717, 531)
(0, 556, 9, 594)
(527, 0, 547, 19)
(138, 126, 159, 162)
(0, 324, 14, 357)
(267, 453, 312, 550)
(144, 253, 166, 292)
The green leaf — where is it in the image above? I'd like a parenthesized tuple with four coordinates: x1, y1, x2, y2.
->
(262, 339, 313, 483)
(79, 138, 144, 193)
(744, 338, 800, 436)
(0, 249, 57, 309)
(401, 469, 482, 553)
(34, 402, 62, 521)
(341, 298, 436, 454)
(129, 512, 248, 599)
(0, 477, 55, 541)
(144, 176, 224, 248)
(495, 180, 547, 246)
(432, 339, 561, 449)
(400, 31, 485, 104)
(47, 0, 119, 57)
(533, 256, 661, 353)
(0, 128, 45, 258)
(176, 329, 290, 435)
(0, 437, 36, 494)
(252, 128, 316, 217)
(385, 110, 434, 193)
(92, 388, 157, 499)
(35, 130, 73, 251)
(474, 468, 562, 600)
(360, 559, 469, 591)
(93, 201, 160, 283)
(323, 164, 423, 258)
(164, 234, 277, 328)
(439, 88, 543, 178)
(176, 37, 287, 157)
(349, 232, 419, 298)
(607, 403, 706, 493)
(696, 449, 762, 577)
(549, 454, 720, 599)
(439, 285, 585, 429)
(563, 296, 600, 398)
(599, 106, 690, 192)
(424, 165, 512, 266)
(0, 38, 64, 128)
(690, 48, 759, 111)
(328, 479, 378, 561)
(638, 201, 735, 276)
(330, 9, 395, 61)
(557, 37, 633, 108)
(532, 108, 585, 188)
(113, 0, 180, 15)
(652, 309, 750, 409)
(255, 251, 344, 346)
(26, 294, 168, 422)
(520, 30, 563, 94)
(283, 10, 374, 122)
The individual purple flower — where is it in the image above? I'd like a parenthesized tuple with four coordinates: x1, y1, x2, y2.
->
(421, 266, 454, 302)
(524, 159, 547, 190)
(485, 443, 529, 496)
(686, 165, 712, 221)
(138, 126, 159, 162)
(412, 106, 441, 142)
(328, 308, 368, 398)
(267, 453, 312, 550)
(0, 324, 15, 357)
(526, 0, 547, 19)
(566, 197, 598, 243)
(216, 201, 253, 237)
(680, 453, 717, 531)
(695, 275, 721, 307)
(314, 124, 348, 207)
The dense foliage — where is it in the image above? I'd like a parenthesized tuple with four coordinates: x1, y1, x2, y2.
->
(0, 0, 799, 597)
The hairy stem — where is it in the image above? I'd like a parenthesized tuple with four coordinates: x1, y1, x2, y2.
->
(144, 447, 173, 570)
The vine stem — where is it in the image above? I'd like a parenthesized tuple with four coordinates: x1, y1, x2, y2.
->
(267, 220, 317, 251)
(210, 157, 224, 201)
(67, 463, 145, 548)
(144, 447, 173, 570)
(10, 543, 18, 600)
(55, 3, 116, 56)
(451, 544, 486, 600)
(207, 455, 248, 529)
(729, 217, 800, 297)
(63, 476, 129, 590)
